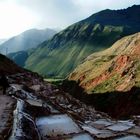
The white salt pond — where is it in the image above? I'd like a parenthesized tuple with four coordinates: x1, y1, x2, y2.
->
(107, 123, 133, 131)
(92, 119, 113, 126)
(82, 125, 115, 138)
(115, 135, 140, 140)
(82, 125, 101, 135)
(68, 133, 94, 140)
(36, 114, 81, 137)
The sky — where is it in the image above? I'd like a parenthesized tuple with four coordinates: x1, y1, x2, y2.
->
(0, 0, 140, 38)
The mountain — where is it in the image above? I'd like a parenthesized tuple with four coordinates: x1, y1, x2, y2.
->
(0, 39, 7, 45)
(69, 32, 140, 93)
(25, 5, 140, 78)
(7, 51, 29, 67)
(0, 28, 57, 54)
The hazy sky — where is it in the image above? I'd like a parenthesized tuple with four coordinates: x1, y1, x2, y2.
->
(0, 0, 140, 38)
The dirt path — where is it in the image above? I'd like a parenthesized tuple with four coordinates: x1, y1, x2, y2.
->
(0, 93, 16, 140)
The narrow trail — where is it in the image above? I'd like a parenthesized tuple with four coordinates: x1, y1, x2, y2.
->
(5, 73, 140, 140)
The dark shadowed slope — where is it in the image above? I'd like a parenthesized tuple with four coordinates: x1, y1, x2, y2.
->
(7, 51, 29, 67)
(0, 54, 24, 74)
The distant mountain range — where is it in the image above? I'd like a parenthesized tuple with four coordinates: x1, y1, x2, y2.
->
(23, 5, 140, 78)
(69, 32, 140, 93)
(0, 28, 57, 54)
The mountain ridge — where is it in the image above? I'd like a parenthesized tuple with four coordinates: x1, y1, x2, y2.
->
(83, 5, 140, 26)
(0, 28, 57, 54)
(24, 5, 140, 78)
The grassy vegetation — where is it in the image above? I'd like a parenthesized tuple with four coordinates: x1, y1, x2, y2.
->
(70, 55, 114, 84)
(44, 78, 64, 86)
(135, 61, 140, 87)
(25, 24, 125, 78)
(24, 6, 140, 79)
(92, 74, 120, 93)
(70, 32, 140, 93)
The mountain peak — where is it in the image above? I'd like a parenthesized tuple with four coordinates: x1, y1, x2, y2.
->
(83, 5, 140, 26)
(0, 28, 57, 54)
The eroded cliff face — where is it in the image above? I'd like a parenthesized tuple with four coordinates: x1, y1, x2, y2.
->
(69, 32, 140, 93)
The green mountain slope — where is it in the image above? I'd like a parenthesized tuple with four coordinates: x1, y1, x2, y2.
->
(69, 32, 140, 93)
(0, 28, 57, 54)
(25, 5, 140, 78)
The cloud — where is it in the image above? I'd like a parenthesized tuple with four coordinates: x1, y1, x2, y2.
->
(15, 0, 82, 28)
(0, 0, 140, 38)
(16, 0, 140, 28)
(0, 0, 38, 38)
(71, 0, 140, 15)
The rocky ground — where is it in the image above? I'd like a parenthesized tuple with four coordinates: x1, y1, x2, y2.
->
(0, 72, 140, 139)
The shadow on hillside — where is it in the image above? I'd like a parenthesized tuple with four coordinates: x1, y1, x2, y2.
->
(61, 80, 140, 119)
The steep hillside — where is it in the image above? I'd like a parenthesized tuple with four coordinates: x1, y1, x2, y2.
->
(7, 51, 29, 67)
(25, 5, 140, 78)
(0, 28, 57, 54)
(69, 32, 140, 93)
(0, 54, 24, 74)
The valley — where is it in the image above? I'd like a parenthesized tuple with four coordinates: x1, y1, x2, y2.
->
(0, 3, 140, 140)
(5, 5, 140, 78)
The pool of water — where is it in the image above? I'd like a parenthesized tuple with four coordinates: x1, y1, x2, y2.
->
(36, 114, 82, 137)
(115, 135, 140, 140)
(107, 123, 133, 131)
(68, 133, 94, 140)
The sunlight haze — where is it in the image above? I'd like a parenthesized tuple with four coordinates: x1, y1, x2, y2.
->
(0, 0, 139, 38)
